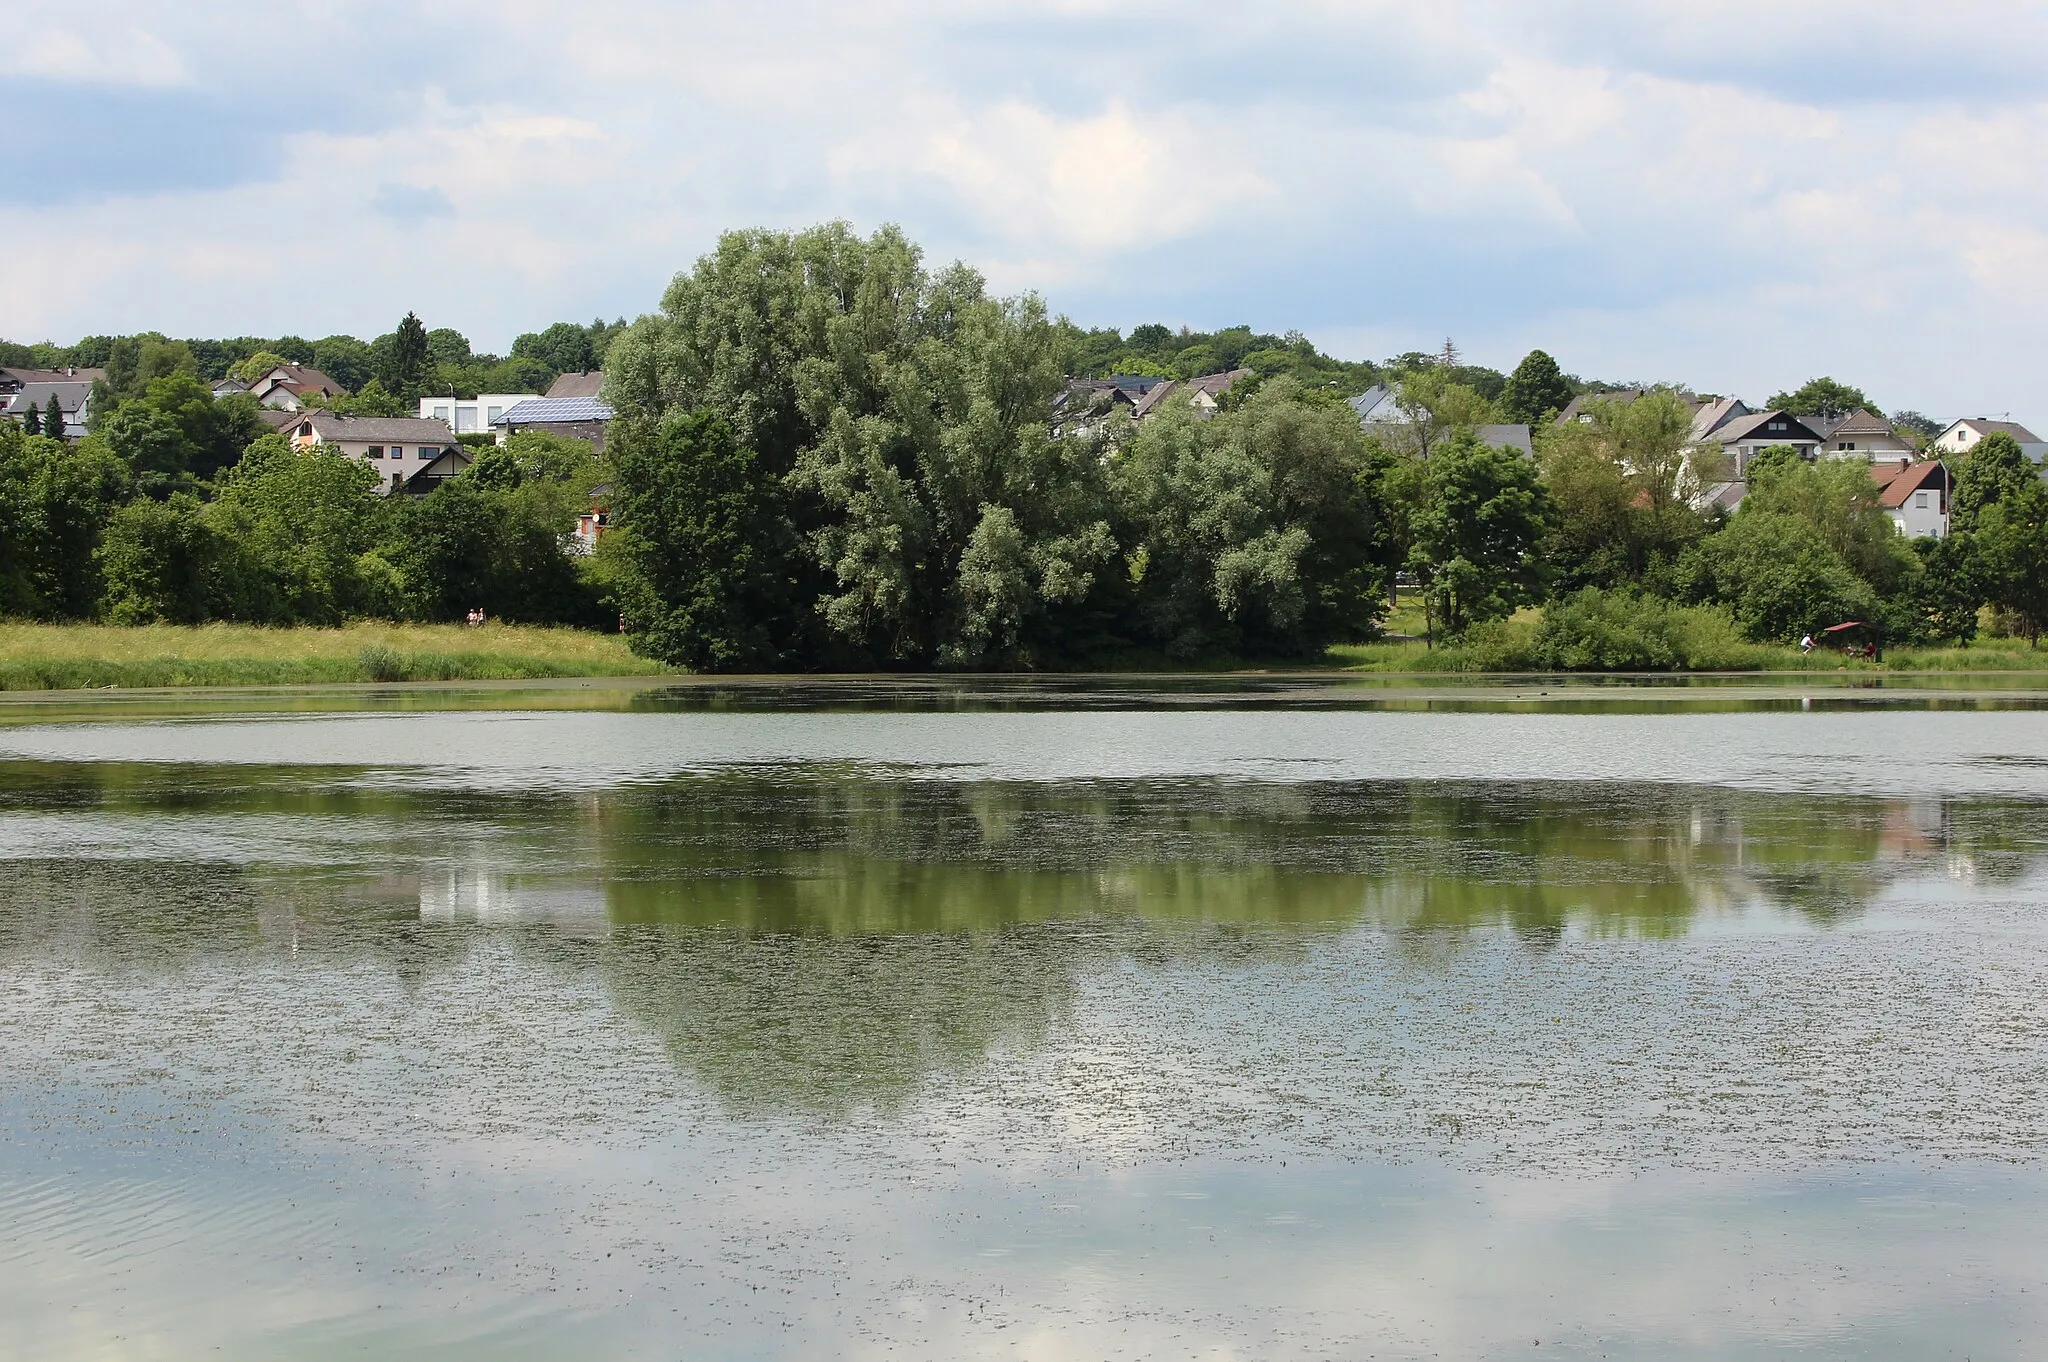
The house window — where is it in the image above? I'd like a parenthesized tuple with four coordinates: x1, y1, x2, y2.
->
(367, 446, 383, 459)
(1915, 491, 1929, 508)
(298, 423, 312, 437)
(391, 447, 404, 459)
(486, 406, 502, 424)
(432, 406, 450, 422)
(1768, 421, 1785, 432)
(1839, 442, 1854, 451)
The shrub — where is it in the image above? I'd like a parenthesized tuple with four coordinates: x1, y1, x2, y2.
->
(1534, 587, 1764, 671)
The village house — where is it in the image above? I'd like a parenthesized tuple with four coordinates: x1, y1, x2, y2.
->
(1130, 368, 1253, 421)
(1813, 409, 1916, 464)
(287, 412, 462, 495)
(491, 395, 613, 453)
(418, 392, 541, 436)
(1872, 460, 1951, 538)
(1051, 374, 1180, 436)
(249, 364, 344, 410)
(0, 379, 93, 439)
(545, 371, 605, 399)
(1698, 410, 1824, 474)
(1933, 418, 2048, 463)
(1350, 385, 1533, 455)
(572, 486, 613, 554)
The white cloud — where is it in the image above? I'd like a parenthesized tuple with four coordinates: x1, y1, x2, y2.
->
(7, 1, 2048, 415)
(2, 25, 191, 86)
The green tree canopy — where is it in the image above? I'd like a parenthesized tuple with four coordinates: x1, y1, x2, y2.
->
(611, 409, 795, 670)
(1500, 349, 1574, 424)
(1951, 430, 2036, 533)
(230, 350, 291, 383)
(382, 312, 430, 397)
(1409, 433, 1550, 638)
(1685, 511, 1878, 643)
(1115, 379, 1391, 659)
(1742, 453, 1915, 594)
(1975, 480, 2048, 644)
(1768, 377, 1871, 420)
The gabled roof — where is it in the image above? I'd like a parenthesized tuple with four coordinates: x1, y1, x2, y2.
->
(1186, 368, 1251, 398)
(2, 380, 92, 412)
(294, 413, 456, 444)
(1689, 396, 1750, 441)
(1706, 410, 1823, 445)
(1131, 380, 1180, 418)
(1350, 385, 1397, 423)
(1697, 480, 1748, 513)
(1810, 408, 1902, 441)
(1873, 459, 1949, 508)
(1475, 424, 1534, 456)
(255, 364, 343, 396)
(496, 396, 613, 425)
(1944, 417, 2043, 444)
(545, 370, 604, 399)
(1555, 389, 1645, 424)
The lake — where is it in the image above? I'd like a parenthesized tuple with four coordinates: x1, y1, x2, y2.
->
(2, 678, 2045, 1359)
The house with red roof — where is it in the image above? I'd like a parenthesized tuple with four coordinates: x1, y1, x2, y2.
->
(1871, 460, 1951, 539)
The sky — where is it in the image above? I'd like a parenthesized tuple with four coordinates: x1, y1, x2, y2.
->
(6, 0, 2048, 420)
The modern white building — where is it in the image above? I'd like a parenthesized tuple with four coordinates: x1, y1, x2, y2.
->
(418, 393, 541, 437)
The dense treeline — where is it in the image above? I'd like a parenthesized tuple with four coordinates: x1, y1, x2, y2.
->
(597, 223, 2042, 671)
(7, 221, 2045, 670)
(0, 418, 609, 628)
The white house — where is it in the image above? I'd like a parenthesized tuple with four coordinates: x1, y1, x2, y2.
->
(1872, 460, 1951, 538)
(1933, 418, 2048, 464)
(249, 364, 343, 410)
(419, 392, 540, 437)
(288, 413, 460, 495)
(1, 380, 93, 439)
(1813, 409, 1916, 465)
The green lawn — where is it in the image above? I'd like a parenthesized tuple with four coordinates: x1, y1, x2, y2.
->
(0, 622, 669, 691)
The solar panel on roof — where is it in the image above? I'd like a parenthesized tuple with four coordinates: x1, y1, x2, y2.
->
(496, 397, 613, 424)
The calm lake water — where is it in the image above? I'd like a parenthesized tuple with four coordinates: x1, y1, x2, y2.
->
(2, 679, 2046, 1359)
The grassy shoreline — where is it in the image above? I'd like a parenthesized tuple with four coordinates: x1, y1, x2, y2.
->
(0, 622, 669, 690)
(1329, 635, 2048, 674)
(0, 621, 2044, 693)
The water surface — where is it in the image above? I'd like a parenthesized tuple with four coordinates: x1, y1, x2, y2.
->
(2, 685, 2044, 1358)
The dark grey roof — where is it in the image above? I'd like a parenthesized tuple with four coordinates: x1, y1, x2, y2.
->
(1709, 410, 1822, 445)
(546, 371, 605, 399)
(297, 414, 457, 443)
(496, 396, 613, 425)
(2, 381, 91, 412)
(1476, 423, 1534, 455)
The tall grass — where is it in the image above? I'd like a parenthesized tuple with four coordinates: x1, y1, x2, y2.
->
(0, 622, 669, 691)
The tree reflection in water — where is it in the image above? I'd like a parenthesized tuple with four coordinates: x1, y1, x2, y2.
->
(2, 760, 2043, 1118)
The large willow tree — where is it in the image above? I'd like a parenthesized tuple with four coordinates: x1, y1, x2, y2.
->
(605, 222, 1115, 669)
